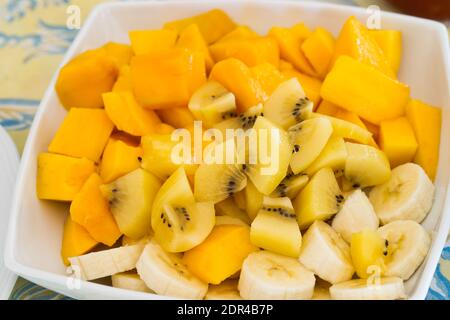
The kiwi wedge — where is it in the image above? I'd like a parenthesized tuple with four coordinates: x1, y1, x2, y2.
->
(271, 172, 309, 199)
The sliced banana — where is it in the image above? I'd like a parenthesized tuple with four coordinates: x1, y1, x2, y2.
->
(68, 244, 145, 281)
(136, 241, 208, 299)
(332, 189, 379, 243)
(112, 272, 153, 293)
(312, 279, 331, 300)
(369, 163, 435, 224)
(263, 78, 313, 129)
(299, 221, 354, 284)
(329, 277, 406, 300)
(188, 81, 237, 127)
(205, 279, 242, 300)
(378, 220, 431, 280)
(238, 251, 315, 300)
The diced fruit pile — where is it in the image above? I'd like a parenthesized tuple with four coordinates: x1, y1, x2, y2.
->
(37, 9, 442, 300)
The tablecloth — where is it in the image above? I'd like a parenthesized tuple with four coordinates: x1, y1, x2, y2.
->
(1, 0, 449, 300)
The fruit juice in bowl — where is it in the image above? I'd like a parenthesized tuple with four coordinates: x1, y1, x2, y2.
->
(4, 0, 450, 300)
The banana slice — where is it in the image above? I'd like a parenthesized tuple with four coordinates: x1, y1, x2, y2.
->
(378, 220, 431, 280)
(331, 189, 379, 243)
(136, 241, 208, 299)
(205, 279, 242, 300)
(369, 163, 435, 224)
(188, 81, 237, 127)
(68, 244, 145, 281)
(112, 272, 153, 293)
(299, 221, 354, 284)
(312, 279, 331, 300)
(238, 251, 315, 300)
(329, 277, 406, 300)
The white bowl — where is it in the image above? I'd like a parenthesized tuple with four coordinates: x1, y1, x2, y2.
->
(4, 0, 450, 300)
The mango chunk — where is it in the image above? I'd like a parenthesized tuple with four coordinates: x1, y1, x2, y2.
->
(282, 68, 322, 107)
(362, 119, 380, 141)
(331, 16, 395, 78)
(100, 138, 143, 183)
(164, 9, 236, 44)
(131, 48, 206, 109)
(405, 99, 442, 180)
(70, 173, 122, 246)
(209, 36, 279, 67)
(103, 42, 133, 68)
(317, 100, 367, 129)
(209, 58, 266, 113)
(61, 216, 98, 265)
(177, 24, 214, 71)
(103, 91, 161, 136)
(156, 107, 195, 129)
(129, 29, 178, 55)
(48, 108, 114, 162)
(301, 27, 335, 78)
(113, 65, 133, 92)
(217, 26, 259, 43)
(37, 153, 95, 201)
(269, 24, 316, 76)
(321, 55, 410, 125)
(250, 63, 285, 96)
(183, 225, 258, 284)
(379, 117, 418, 168)
(369, 30, 402, 74)
(55, 48, 118, 109)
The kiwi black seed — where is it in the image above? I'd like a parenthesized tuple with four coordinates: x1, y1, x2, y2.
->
(291, 97, 311, 122)
(262, 206, 296, 219)
(292, 145, 300, 153)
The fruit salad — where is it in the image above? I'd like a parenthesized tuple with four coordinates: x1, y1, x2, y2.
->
(36, 9, 442, 300)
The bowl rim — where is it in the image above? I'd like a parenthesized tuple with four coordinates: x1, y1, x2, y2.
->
(4, 0, 450, 300)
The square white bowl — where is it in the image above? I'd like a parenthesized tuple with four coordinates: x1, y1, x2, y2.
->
(4, 0, 450, 300)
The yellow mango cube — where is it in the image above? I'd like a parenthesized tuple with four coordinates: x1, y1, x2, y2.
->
(217, 26, 259, 43)
(164, 9, 236, 44)
(131, 48, 206, 109)
(48, 108, 114, 161)
(70, 173, 122, 246)
(369, 30, 402, 74)
(317, 100, 367, 129)
(301, 27, 335, 78)
(183, 225, 258, 284)
(379, 117, 418, 168)
(102, 42, 133, 68)
(209, 58, 266, 113)
(156, 107, 195, 129)
(100, 138, 143, 183)
(103, 91, 161, 136)
(351, 230, 386, 279)
(177, 24, 214, 71)
(250, 63, 285, 96)
(55, 48, 118, 109)
(36, 153, 95, 201)
(405, 99, 442, 180)
(282, 68, 322, 107)
(321, 55, 410, 125)
(129, 29, 178, 55)
(61, 216, 98, 265)
(113, 65, 133, 92)
(331, 16, 395, 78)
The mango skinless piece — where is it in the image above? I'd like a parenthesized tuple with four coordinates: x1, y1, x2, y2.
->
(379, 117, 418, 168)
(183, 225, 258, 284)
(369, 30, 402, 74)
(103, 91, 161, 136)
(70, 173, 122, 246)
(405, 99, 442, 180)
(112, 65, 132, 92)
(131, 48, 206, 109)
(154, 123, 176, 134)
(129, 29, 178, 55)
(176, 24, 214, 72)
(209, 36, 279, 67)
(102, 42, 133, 68)
(317, 100, 367, 129)
(268, 24, 317, 77)
(301, 27, 335, 78)
(281, 68, 322, 107)
(330, 16, 395, 78)
(100, 138, 143, 183)
(36, 153, 95, 201)
(110, 131, 141, 147)
(250, 63, 285, 96)
(156, 107, 196, 129)
(209, 58, 266, 113)
(362, 119, 380, 141)
(216, 25, 259, 43)
(55, 48, 118, 109)
(321, 55, 410, 125)
(164, 9, 236, 44)
(61, 216, 98, 265)
(279, 59, 295, 72)
(48, 108, 114, 162)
